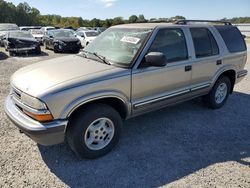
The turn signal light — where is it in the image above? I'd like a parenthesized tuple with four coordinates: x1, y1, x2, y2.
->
(23, 110, 54, 122)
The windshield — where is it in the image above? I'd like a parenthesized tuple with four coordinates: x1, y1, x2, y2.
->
(30, 29, 43, 34)
(85, 31, 99, 37)
(0, 24, 19, 31)
(82, 28, 152, 66)
(9, 31, 33, 38)
(52, 30, 75, 37)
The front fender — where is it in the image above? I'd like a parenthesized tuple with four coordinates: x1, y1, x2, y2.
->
(60, 90, 131, 119)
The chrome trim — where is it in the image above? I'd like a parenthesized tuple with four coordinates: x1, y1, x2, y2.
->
(11, 95, 50, 115)
(134, 89, 190, 108)
(237, 70, 248, 78)
(134, 83, 211, 109)
(190, 83, 211, 91)
(9, 46, 36, 52)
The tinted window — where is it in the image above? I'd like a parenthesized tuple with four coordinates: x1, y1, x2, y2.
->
(190, 28, 219, 58)
(215, 26, 246, 53)
(149, 29, 188, 63)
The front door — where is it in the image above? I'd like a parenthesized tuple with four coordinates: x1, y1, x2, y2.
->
(131, 28, 192, 115)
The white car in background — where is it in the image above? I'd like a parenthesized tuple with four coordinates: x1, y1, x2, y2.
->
(76, 30, 99, 47)
(30, 29, 44, 44)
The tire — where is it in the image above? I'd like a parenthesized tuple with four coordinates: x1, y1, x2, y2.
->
(9, 51, 14, 56)
(44, 42, 49, 49)
(66, 103, 122, 159)
(53, 44, 59, 53)
(35, 46, 41, 54)
(203, 76, 231, 109)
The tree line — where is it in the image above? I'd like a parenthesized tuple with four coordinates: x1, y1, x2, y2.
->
(0, 0, 250, 28)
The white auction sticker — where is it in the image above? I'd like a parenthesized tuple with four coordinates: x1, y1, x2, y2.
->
(121, 36, 140, 44)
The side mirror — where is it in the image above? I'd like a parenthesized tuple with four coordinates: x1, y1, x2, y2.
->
(49, 35, 53, 38)
(145, 52, 167, 67)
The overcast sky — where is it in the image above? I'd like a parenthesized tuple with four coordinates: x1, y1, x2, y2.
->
(5, 0, 250, 20)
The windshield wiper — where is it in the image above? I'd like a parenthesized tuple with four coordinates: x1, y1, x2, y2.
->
(81, 50, 111, 65)
(92, 52, 111, 65)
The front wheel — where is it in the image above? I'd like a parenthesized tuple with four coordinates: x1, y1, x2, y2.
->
(66, 104, 122, 159)
(203, 76, 231, 109)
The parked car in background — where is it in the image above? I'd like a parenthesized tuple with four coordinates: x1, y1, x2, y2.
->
(0, 23, 19, 46)
(3, 30, 41, 56)
(19, 26, 41, 31)
(76, 30, 99, 47)
(64, 26, 76, 31)
(92, 27, 106, 34)
(40, 26, 55, 33)
(4, 20, 248, 159)
(76, 27, 92, 32)
(44, 29, 81, 53)
(30, 29, 44, 45)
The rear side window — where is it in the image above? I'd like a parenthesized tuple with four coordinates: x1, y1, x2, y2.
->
(149, 28, 188, 63)
(190, 28, 219, 58)
(215, 26, 246, 53)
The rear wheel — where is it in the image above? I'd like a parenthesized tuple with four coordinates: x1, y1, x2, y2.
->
(35, 45, 41, 54)
(66, 104, 122, 159)
(203, 76, 231, 109)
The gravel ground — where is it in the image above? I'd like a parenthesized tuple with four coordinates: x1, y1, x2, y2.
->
(0, 45, 250, 188)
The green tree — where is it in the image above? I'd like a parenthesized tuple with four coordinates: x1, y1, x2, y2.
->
(137, 14, 147, 23)
(129, 15, 138, 23)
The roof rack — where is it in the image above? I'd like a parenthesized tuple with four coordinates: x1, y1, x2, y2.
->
(174, 20, 232, 26)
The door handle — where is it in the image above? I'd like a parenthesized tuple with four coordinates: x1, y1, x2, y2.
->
(185, 65, 192, 72)
(216, 60, 222, 65)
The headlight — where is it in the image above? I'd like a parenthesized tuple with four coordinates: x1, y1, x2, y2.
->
(20, 93, 54, 122)
(21, 93, 47, 110)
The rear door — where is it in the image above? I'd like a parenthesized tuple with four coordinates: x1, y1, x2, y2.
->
(189, 27, 221, 88)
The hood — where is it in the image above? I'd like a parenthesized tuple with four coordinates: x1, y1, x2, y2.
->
(54, 37, 79, 43)
(9, 37, 37, 43)
(11, 55, 126, 97)
(8, 37, 38, 48)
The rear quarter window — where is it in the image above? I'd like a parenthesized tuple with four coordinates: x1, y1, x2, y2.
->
(215, 26, 246, 53)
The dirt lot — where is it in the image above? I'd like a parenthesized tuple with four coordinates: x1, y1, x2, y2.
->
(0, 45, 250, 188)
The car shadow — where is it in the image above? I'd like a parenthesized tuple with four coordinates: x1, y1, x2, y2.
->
(12, 51, 49, 58)
(0, 51, 8, 60)
(38, 91, 250, 187)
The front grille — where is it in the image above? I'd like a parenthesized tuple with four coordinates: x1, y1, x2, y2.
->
(66, 41, 78, 47)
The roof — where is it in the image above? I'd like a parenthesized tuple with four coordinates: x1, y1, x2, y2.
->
(112, 21, 234, 29)
(112, 23, 173, 29)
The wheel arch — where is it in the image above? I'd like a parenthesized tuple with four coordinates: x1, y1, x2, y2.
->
(212, 68, 236, 93)
(66, 95, 130, 122)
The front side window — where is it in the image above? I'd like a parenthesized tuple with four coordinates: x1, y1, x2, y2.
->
(190, 28, 219, 58)
(82, 28, 152, 66)
(149, 28, 188, 63)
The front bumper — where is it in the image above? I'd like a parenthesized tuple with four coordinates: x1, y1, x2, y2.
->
(4, 95, 68, 146)
(54, 42, 81, 52)
(8, 46, 37, 53)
